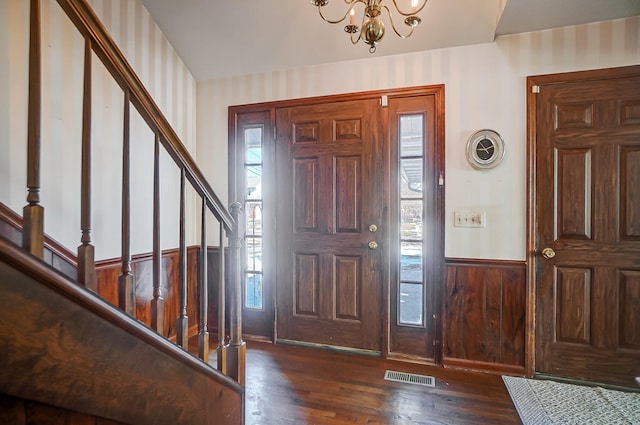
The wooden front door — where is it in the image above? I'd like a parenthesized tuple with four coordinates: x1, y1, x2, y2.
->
(532, 67, 640, 387)
(275, 98, 384, 352)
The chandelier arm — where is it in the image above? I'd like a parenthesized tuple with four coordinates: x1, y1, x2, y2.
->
(390, 0, 428, 17)
(350, 31, 362, 45)
(383, 5, 417, 39)
(317, 0, 363, 25)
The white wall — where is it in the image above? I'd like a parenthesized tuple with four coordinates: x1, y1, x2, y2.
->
(196, 16, 640, 261)
(0, 0, 198, 259)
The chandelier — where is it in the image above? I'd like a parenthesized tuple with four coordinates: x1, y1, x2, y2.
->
(311, 0, 427, 53)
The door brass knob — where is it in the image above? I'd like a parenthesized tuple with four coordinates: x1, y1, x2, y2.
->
(368, 241, 378, 250)
(541, 247, 555, 259)
(369, 224, 378, 233)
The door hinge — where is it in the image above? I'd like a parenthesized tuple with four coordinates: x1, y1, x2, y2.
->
(273, 126, 276, 140)
(381, 95, 388, 108)
(438, 172, 444, 186)
(532, 85, 540, 94)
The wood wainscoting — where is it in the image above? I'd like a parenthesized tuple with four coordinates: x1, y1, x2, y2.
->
(95, 247, 200, 341)
(95, 247, 227, 343)
(444, 258, 526, 374)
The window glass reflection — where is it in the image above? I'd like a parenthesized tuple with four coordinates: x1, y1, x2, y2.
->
(400, 241, 423, 282)
(400, 115, 423, 157)
(400, 283, 423, 325)
(245, 273, 263, 309)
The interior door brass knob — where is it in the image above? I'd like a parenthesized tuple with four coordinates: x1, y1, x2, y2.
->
(369, 224, 378, 233)
(541, 247, 555, 259)
(368, 241, 378, 250)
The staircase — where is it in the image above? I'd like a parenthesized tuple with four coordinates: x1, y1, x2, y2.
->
(0, 0, 245, 424)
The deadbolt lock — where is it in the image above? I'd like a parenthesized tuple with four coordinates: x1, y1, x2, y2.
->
(369, 224, 378, 233)
(368, 241, 378, 250)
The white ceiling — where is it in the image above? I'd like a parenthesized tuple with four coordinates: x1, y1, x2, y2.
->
(140, 0, 640, 81)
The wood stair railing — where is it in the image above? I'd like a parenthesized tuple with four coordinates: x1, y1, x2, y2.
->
(0, 237, 244, 425)
(1, 0, 245, 423)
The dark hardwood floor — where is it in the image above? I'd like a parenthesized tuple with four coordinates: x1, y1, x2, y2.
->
(241, 340, 521, 425)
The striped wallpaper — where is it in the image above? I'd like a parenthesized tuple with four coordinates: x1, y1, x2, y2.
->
(1, 2, 639, 262)
(0, 0, 197, 259)
(196, 16, 640, 261)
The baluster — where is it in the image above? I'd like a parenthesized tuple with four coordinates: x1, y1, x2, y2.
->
(151, 133, 164, 333)
(23, 0, 44, 259)
(77, 38, 96, 291)
(118, 91, 135, 316)
(216, 221, 227, 374)
(227, 202, 246, 384)
(176, 167, 188, 348)
(198, 197, 209, 362)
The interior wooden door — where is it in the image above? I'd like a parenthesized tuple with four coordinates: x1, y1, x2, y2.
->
(532, 68, 640, 387)
(275, 98, 384, 352)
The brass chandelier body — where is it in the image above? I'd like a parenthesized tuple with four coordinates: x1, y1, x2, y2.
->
(311, 0, 427, 53)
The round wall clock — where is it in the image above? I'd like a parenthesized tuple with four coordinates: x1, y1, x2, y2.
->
(466, 129, 505, 170)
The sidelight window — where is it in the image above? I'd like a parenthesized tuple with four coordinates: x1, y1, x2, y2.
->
(243, 126, 263, 309)
(398, 114, 425, 326)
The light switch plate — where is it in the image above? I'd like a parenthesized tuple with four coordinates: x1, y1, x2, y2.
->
(454, 210, 486, 228)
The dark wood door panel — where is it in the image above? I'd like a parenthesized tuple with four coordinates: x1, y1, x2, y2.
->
(533, 68, 640, 388)
(293, 157, 319, 232)
(556, 148, 592, 240)
(619, 270, 640, 349)
(334, 155, 362, 233)
(620, 146, 640, 240)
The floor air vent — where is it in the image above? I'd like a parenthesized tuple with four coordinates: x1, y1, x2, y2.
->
(384, 370, 435, 387)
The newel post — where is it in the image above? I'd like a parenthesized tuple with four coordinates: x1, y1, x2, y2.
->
(227, 202, 245, 385)
(23, 0, 44, 259)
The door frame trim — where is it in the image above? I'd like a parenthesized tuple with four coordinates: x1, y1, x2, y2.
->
(229, 84, 445, 361)
(525, 65, 640, 378)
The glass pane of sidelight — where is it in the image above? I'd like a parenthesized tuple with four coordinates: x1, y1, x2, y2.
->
(246, 236, 262, 273)
(245, 202, 263, 236)
(401, 200, 423, 240)
(244, 127, 262, 164)
(400, 158, 423, 196)
(243, 125, 264, 310)
(400, 241, 423, 282)
(245, 165, 262, 199)
(245, 273, 263, 309)
(400, 114, 424, 157)
(397, 113, 426, 328)
(399, 283, 423, 325)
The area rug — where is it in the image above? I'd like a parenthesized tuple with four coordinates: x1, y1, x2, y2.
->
(502, 376, 640, 424)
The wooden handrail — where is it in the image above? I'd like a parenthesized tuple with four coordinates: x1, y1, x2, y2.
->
(55, 0, 233, 232)
(15, 0, 244, 392)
